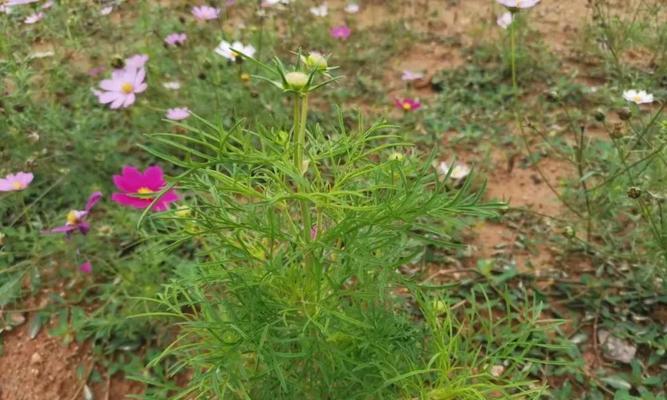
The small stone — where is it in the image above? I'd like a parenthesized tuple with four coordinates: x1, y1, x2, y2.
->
(30, 352, 43, 365)
(490, 364, 505, 377)
(598, 330, 636, 364)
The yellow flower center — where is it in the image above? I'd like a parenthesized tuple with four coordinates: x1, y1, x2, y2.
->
(66, 210, 79, 225)
(402, 102, 412, 111)
(11, 181, 25, 190)
(121, 82, 134, 94)
(633, 95, 642, 103)
(137, 187, 153, 195)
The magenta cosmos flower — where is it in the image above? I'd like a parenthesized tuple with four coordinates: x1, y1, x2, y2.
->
(166, 107, 190, 120)
(112, 166, 179, 211)
(330, 25, 351, 40)
(79, 261, 93, 273)
(95, 67, 147, 109)
(0, 172, 33, 191)
(395, 98, 422, 112)
(165, 32, 187, 47)
(47, 192, 102, 236)
(192, 5, 220, 21)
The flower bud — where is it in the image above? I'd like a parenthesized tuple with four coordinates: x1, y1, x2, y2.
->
(593, 109, 606, 122)
(304, 52, 327, 71)
(388, 152, 404, 161)
(285, 71, 309, 90)
(175, 205, 191, 218)
(609, 122, 624, 139)
(627, 187, 641, 199)
(617, 107, 632, 121)
(562, 226, 575, 239)
(277, 130, 289, 145)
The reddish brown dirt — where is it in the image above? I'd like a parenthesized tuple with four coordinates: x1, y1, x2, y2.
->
(0, 322, 143, 400)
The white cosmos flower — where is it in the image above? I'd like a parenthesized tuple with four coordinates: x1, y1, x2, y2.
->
(496, 0, 540, 9)
(497, 12, 513, 29)
(623, 89, 654, 105)
(162, 81, 181, 90)
(437, 161, 471, 180)
(344, 3, 359, 13)
(262, 0, 290, 6)
(310, 3, 328, 17)
(215, 40, 256, 61)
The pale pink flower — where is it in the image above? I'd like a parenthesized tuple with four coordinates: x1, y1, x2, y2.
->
(6, 0, 38, 5)
(24, 11, 43, 24)
(95, 67, 147, 109)
(100, 6, 112, 15)
(496, 0, 540, 9)
(41, 0, 54, 9)
(497, 12, 513, 29)
(166, 107, 191, 121)
(401, 70, 424, 81)
(125, 54, 149, 69)
(165, 32, 187, 47)
(0, 172, 33, 192)
(192, 5, 220, 21)
(87, 66, 105, 77)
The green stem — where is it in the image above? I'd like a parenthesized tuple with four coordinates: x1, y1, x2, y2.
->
(292, 94, 313, 269)
(510, 13, 518, 96)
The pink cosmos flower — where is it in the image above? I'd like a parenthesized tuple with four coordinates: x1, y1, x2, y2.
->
(497, 12, 513, 29)
(125, 54, 149, 69)
(100, 6, 113, 15)
(401, 70, 424, 81)
(0, 172, 33, 191)
(79, 261, 93, 273)
(330, 25, 351, 40)
(42, 1, 54, 9)
(95, 67, 147, 109)
(6, 0, 38, 5)
(24, 12, 43, 24)
(165, 32, 187, 47)
(111, 166, 180, 211)
(192, 5, 220, 21)
(496, 0, 540, 9)
(87, 66, 106, 77)
(46, 192, 102, 236)
(166, 107, 191, 121)
(394, 98, 422, 112)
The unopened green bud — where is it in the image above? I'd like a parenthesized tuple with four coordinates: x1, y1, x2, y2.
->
(305, 52, 327, 71)
(562, 226, 575, 239)
(175, 205, 191, 218)
(388, 152, 404, 161)
(277, 130, 289, 145)
(285, 71, 309, 90)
